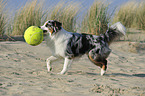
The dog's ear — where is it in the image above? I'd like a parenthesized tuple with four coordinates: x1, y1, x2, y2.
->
(54, 21, 62, 28)
(52, 21, 62, 32)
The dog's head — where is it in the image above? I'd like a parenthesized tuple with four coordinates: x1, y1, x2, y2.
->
(40, 20, 62, 35)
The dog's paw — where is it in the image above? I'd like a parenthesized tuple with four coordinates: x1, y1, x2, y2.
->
(47, 67, 52, 72)
(57, 71, 66, 75)
(101, 69, 106, 76)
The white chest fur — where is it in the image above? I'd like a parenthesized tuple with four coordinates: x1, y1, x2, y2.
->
(46, 28, 72, 58)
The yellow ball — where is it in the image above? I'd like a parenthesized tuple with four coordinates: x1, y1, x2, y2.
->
(24, 26, 43, 46)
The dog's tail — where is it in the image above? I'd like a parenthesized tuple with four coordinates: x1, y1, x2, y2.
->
(104, 22, 126, 45)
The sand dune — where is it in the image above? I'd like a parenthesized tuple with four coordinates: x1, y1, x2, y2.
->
(0, 41, 145, 96)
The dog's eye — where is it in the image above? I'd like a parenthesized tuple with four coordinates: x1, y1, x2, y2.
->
(45, 23, 49, 27)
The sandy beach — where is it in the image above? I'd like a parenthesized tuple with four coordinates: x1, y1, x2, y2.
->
(0, 41, 145, 96)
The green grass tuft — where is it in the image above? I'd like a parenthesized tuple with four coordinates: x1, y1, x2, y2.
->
(0, 0, 7, 36)
(11, 0, 45, 36)
(137, 2, 145, 30)
(49, 1, 80, 32)
(113, 1, 145, 30)
(81, 0, 113, 35)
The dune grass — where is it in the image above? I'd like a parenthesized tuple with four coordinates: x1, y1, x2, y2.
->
(113, 1, 138, 28)
(0, 0, 7, 36)
(81, 0, 113, 35)
(113, 1, 145, 30)
(49, 1, 80, 32)
(137, 2, 145, 30)
(11, 0, 45, 36)
(1, 0, 144, 44)
(113, 1, 145, 42)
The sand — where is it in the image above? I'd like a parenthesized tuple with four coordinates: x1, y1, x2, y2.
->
(0, 41, 145, 96)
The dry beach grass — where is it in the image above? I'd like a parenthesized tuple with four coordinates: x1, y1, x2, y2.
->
(49, 1, 80, 32)
(0, 0, 7, 36)
(113, 0, 145, 30)
(11, 0, 45, 36)
(81, 0, 112, 35)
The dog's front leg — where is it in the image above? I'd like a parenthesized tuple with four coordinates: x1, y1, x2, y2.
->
(58, 58, 73, 74)
(46, 56, 58, 72)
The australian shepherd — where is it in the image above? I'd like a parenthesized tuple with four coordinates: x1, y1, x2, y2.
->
(40, 20, 126, 75)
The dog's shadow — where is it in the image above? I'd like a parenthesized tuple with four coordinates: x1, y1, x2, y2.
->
(132, 73, 145, 77)
(86, 72, 145, 77)
(68, 71, 145, 78)
(106, 73, 145, 77)
(86, 72, 98, 76)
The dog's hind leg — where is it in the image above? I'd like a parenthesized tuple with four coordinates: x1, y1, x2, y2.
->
(58, 58, 73, 74)
(100, 60, 107, 76)
(88, 54, 107, 76)
(46, 56, 58, 72)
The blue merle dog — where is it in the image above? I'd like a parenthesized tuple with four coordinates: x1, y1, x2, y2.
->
(40, 20, 126, 75)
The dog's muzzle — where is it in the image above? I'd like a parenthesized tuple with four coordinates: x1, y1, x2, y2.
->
(38, 26, 47, 33)
(43, 30, 47, 33)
